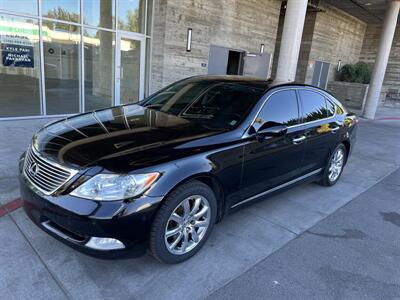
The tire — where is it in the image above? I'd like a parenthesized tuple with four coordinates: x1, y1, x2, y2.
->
(318, 143, 347, 186)
(149, 180, 217, 264)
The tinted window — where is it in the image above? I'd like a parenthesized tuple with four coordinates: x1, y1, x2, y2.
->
(141, 79, 266, 129)
(256, 90, 299, 128)
(327, 100, 335, 117)
(299, 90, 328, 122)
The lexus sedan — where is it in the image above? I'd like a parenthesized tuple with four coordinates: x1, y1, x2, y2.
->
(19, 76, 357, 264)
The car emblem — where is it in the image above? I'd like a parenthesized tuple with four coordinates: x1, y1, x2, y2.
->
(29, 162, 40, 176)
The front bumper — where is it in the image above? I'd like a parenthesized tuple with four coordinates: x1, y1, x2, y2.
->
(19, 157, 164, 259)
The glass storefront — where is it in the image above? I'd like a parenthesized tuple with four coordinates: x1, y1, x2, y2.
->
(0, 14, 41, 117)
(0, 0, 152, 118)
(84, 29, 115, 111)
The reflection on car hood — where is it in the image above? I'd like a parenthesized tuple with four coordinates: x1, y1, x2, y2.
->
(34, 105, 226, 172)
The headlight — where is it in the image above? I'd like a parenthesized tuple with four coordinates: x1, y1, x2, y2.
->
(70, 173, 160, 201)
(32, 134, 39, 151)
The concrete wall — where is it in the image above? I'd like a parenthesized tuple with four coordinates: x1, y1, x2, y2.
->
(150, 0, 282, 93)
(294, 10, 317, 83)
(360, 24, 400, 99)
(301, 2, 367, 85)
(327, 81, 369, 110)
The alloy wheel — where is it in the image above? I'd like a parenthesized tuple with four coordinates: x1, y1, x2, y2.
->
(328, 148, 344, 182)
(164, 195, 211, 255)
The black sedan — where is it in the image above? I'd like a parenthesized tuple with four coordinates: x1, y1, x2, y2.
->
(19, 76, 357, 263)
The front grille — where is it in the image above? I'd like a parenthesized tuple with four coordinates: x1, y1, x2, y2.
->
(23, 146, 78, 195)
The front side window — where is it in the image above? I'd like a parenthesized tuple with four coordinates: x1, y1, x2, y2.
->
(255, 90, 299, 129)
(141, 79, 266, 130)
(299, 90, 329, 122)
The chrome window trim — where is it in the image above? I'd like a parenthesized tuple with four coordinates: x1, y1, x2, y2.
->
(247, 86, 338, 135)
(231, 168, 323, 209)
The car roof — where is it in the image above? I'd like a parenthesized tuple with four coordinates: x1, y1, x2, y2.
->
(181, 76, 342, 105)
(186, 76, 328, 93)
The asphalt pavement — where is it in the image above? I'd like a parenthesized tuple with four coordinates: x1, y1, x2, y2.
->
(209, 168, 400, 300)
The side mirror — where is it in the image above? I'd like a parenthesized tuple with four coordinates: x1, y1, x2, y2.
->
(256, 123, 287, 141)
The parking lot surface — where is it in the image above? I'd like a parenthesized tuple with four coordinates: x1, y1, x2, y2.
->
(0, 109, 399, 299)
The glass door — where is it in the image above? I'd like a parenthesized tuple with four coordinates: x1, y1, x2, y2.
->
(115, 32, 145, 104)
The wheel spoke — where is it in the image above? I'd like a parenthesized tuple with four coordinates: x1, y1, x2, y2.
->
(166, 226, 181, 238)
(168, 232, 183, 250)
(181, 231, 189, 252)
(191, 227, 199, 243)
(191, 197, 201, 215)
(170, 212, 183, 225)
(194, 220, 208, 228)
(182, 199, 191, 218)
(193, 206, 208, 220)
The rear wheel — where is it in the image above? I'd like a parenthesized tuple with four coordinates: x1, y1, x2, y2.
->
(318, 143, 347, 186)
(149, 180, 217, 264)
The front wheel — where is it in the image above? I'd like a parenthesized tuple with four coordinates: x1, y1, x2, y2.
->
(318, 143, 347, 186)
(149, 180, 217, 264)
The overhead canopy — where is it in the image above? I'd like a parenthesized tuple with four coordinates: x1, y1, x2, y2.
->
(324, 0, 389, 24)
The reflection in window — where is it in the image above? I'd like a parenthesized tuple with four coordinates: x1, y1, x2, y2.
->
(0, 0, 38, 15)
(257, 90, 299, 127)
(120, 37, 141, 103)
(0, 15, 41, 117)
(84, 29, 115, 111)
(43, 21, 80, 114)
(299, 90, 328, 123)
(327, 100, 335, 117)
(83, 0, 115, 29)
(118, 0, 146, 33)
(42, 0, 80, 23)
(146, 0, 152, 35)
(143, 80, 265, 129)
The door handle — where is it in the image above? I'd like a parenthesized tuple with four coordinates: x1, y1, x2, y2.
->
(331, 126, 340, 133)
(292, 135, 306, 145)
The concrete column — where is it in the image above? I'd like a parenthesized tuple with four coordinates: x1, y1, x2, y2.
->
(363, 1, 400, 119)
(275, 0, 308, 83)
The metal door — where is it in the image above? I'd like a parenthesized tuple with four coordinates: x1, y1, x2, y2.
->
(208, 45, 229, 75)
(311, 60, 330, 89)
(243, 52, 272, 78)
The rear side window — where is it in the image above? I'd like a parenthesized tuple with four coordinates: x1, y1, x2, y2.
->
(256, 90, 299, 128)
(299, 90, 329, 122)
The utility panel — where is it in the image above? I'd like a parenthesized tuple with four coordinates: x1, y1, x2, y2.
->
(243, 52, 271, 78)
(312, 60, 330, 89)
(208, 45, 270, 78)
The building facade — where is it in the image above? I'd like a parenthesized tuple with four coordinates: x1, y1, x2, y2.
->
(0, 0, 398, 119)
(0, 0, 152, 118)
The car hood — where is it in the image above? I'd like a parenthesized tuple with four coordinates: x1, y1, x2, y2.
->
(34, 105, 227, 172)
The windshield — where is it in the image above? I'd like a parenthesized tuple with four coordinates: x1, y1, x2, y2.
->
(140, 78, 266, 130)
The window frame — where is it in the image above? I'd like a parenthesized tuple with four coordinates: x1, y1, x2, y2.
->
(248, 87, 337, 135)
(250, 88, 301, 130)
(297, 88, 337, 126)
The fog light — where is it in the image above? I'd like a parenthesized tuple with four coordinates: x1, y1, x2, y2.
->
(85, 237, 125, 250)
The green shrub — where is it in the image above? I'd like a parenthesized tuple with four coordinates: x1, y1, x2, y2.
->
(339, 62, 371, 84)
